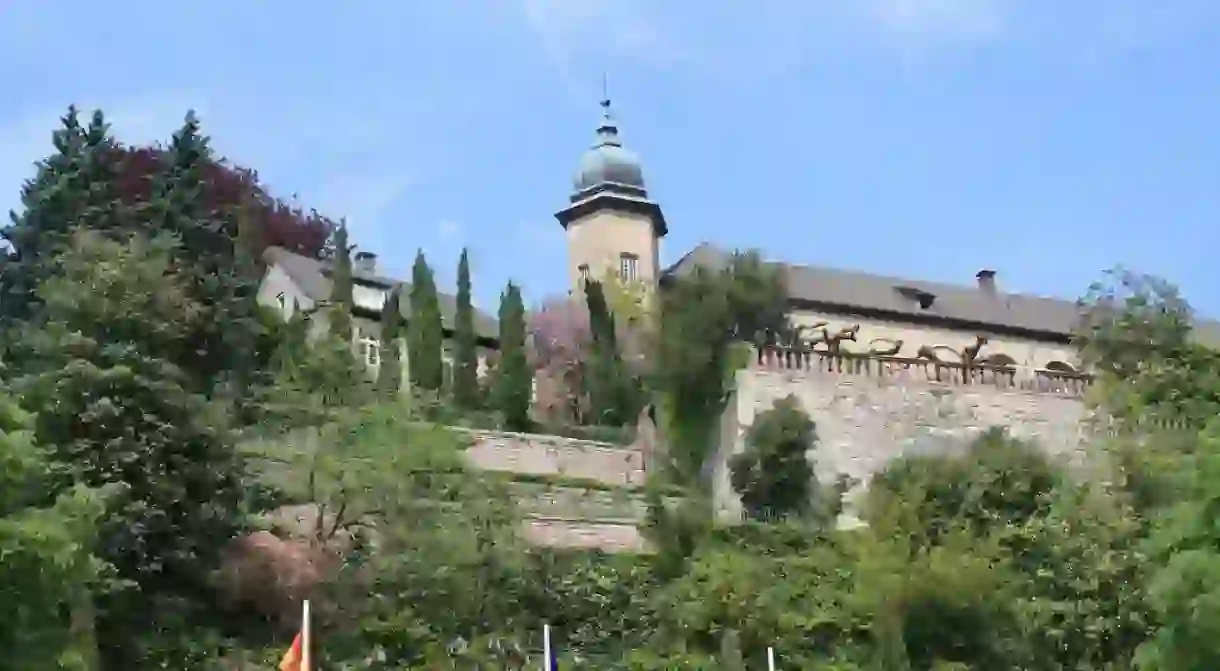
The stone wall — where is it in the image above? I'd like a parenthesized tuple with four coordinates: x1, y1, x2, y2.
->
(522, 518, 647, 553)
(456, 427, 651, 551)
(712, 347, 1099, 521)
(459, 427, 647, 488)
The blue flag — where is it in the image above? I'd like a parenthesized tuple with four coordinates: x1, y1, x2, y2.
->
(543, 624, 558, 671)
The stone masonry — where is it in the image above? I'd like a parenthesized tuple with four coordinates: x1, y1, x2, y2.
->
(711, 347, 1098, 522)
(460, 428, 647, 487)
(456, 427, 650, 551)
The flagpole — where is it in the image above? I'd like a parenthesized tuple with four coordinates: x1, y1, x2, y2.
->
(301, 600, 312, 671)
(542, 623, 552, 671)
(767, 645, 776, 671)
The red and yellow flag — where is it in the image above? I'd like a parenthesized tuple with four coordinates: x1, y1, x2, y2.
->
(278, 632, 304, 671)
(279, 600, 312, 671)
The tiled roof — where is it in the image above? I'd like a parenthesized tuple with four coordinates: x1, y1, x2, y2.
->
(263, 246, 499, 339)
(664, 242, 1220, 346)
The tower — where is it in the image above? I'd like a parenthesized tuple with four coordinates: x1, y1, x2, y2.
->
(555, 97, 667, 294)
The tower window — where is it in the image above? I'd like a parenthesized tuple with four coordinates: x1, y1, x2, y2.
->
(578, 263, 591, 283)
(619, 253, 639, 283)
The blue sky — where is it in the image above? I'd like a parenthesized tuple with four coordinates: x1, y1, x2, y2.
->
(2, 1, 1219, 315)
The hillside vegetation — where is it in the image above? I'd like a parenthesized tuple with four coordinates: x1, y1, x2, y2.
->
(3, 109, 1220, 670)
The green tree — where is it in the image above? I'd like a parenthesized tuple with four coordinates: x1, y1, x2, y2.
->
(408, 250, 445, 391)
(144, 113, 269, 400)
(15, 230, 250, 668)
(453, 248, 481, 409)
(652, 250, 789, 484)
(729, 395, 819, 522)
(863, 429, 1149, 671)
(1077, 267, 1220, 431)
(0, 392, 118, 671)
(329, 221, 355, 342)
(250, 402, 532, 669)
(0, 108, 123, 357)
(493, 281, 531, 432)
(584, 279, 637, 427)
(378, 286, 405, 396)
(651, 532, 865, 669)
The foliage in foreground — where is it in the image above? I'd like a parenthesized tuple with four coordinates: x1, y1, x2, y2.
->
(10, 106, 1220, 671)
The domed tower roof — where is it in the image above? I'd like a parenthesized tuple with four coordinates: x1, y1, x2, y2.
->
(556, 97, 667, 238)
(573, 98, 646, 191)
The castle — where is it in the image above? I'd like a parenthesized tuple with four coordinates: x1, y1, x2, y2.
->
(256, 98, 1220, 541)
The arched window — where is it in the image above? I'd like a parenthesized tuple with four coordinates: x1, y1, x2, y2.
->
(1044, 360, 1076, 373)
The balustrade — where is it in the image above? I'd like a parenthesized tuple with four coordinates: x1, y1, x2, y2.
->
(751, 344, 1093, 397)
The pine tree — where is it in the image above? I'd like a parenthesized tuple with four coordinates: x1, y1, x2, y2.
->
(408, 250, 444, 391)
(145, 112, 268, 397)
(453, 248, 480, 408)
(379, 286, 404, 396)
(0, 108, 122, 354)
(493, 281, 531, 431)
(329, 221, 355, 342)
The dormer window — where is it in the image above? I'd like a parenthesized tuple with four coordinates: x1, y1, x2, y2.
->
(895, 285, 936, 309)
(619, 253, 639, 283)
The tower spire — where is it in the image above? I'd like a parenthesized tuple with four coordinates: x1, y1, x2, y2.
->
(594, 77, 621, 148)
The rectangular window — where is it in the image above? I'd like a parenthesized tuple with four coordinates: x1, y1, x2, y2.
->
(619, 253, 639, 282)
(354, 327, 380, 370)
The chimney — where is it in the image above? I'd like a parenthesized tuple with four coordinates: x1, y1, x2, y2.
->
(976, 269, 997, 294)
(354, 251, 378, 275)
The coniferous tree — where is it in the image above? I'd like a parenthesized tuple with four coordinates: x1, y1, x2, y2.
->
(0, 108, 122, 356)
(493, 281, 531, 431)
(329, 221, 355, 342)
(408, 250, 445, 391)
(453, 248, 480, 408)
(17, 229, 250, 669)
(583, 279, 636, 426)
(146, 113, 268, 397)
(379, 286, 404, 396)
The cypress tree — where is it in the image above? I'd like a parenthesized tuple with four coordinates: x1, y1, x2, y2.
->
(584, 279, 635, 426)
(378, 286, 404, 396)
(453, 248, 480, 408)
(329, 221, 354, 341)
(493, 281, 531, 431)
(408, 250, 444, 391)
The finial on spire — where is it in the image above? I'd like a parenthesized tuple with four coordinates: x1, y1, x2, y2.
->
(600, 72, 612, 114)
(593, 74, 621, 147)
